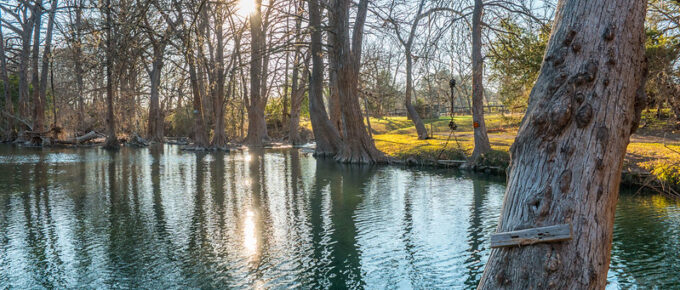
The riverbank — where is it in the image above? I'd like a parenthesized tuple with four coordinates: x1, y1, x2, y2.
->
(358, 113, 680, 196)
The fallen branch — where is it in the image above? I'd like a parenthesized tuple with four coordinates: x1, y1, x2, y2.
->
(54, 131, 103, 145)
(1, 111, 33, 131)
(128, 133, 149, 147)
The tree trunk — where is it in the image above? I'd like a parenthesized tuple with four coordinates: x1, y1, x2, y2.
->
(188, 48, 208, 147)
(147, 45, 164, 143)
(31, 3, 43, 134)
(0, 8, 14, 140)
(405, 50, 428, 139)
(38, 0, 57, 132)
(288, 2, 305, 145)
(17, 6, 34, 123)
(331, 0, 384, 163)
(245, 0, 269, 146)
(401, 0, 428, 140)
(74, 0, 85, 132)
(326, 4, 343, 135)
(478, 0, 647, 288)
(211, 17, 228, 148)
(103, 0, 119, 149)
(327, 51, 343, 134)
(289, 64, 308, 146)
(470, 0, 491, 160)
(308, 0, 342, 156)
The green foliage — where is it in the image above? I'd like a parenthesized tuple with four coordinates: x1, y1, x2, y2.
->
(644, 26, 679, 111)
(489, 19, 550, 112)
(166, 106, 194, 137)
(0, 74, 21, 109)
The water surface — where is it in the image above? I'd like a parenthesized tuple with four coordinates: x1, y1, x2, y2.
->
(0, 145, 677, 289)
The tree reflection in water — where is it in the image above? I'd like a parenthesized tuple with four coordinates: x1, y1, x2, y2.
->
(0, 145, 677, 288)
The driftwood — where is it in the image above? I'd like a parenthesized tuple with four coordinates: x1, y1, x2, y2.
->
(490, 224, 572, 248)
(165, 137, 189, 145)
(53, 131, 103, 145)
(128, 133, 149, 147)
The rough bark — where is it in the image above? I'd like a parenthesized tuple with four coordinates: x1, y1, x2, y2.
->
(147, 44, 165, 143)
(244, 0, 269, 146)
(327, 46, 343, 135)
(325, 2, 342, 135)
(331, 0, 385, 163)
(478, 0, 648, 289)
(308, 0, 342, 156)
(470, 0, 491, 160)
(103, 0, 119, 150)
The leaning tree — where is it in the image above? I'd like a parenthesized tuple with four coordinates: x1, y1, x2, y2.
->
(479, 0, 647, 288)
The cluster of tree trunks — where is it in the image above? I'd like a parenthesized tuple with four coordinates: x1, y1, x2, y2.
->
(479, 0, 648, 288)
(307, 0, 385, 163)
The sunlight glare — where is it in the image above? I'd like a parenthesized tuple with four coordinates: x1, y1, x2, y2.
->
(243, 210, 258, 256)
(237, 0, 256, 17)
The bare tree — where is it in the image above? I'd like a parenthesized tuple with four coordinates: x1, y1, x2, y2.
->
(470, 0, 491, 160)
(378, 0, 431, 140)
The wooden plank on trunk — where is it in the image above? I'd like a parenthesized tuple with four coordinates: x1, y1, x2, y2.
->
(490, 224, 571, 248)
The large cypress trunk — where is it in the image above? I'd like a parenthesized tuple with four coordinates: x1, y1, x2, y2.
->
(470, 0, 491, 160)
(308, 0, 342, 156)
(244, 0, 269, 147)
(330, 0, 384, 163)
(478, 0, 647, 288)
(147, 46, 164, 143)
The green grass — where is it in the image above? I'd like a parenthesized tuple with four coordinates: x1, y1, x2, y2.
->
(368, 113, 680, 188)
(301, 112, 680, 188)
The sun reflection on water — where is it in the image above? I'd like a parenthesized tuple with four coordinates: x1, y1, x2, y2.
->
(243, 209, 258, 258)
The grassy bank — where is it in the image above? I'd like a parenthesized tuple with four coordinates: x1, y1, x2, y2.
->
(354, 112, 680, 194)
